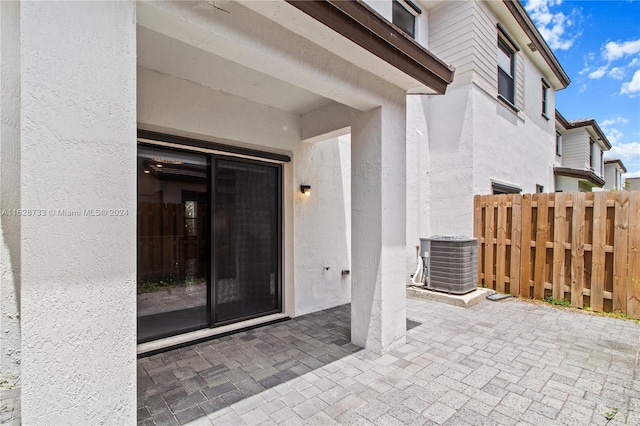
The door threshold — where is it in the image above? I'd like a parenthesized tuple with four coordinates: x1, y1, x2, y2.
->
(137, 313, 290, 357)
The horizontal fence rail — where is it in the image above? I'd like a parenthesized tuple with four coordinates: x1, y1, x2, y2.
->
(473, 191, 640, 318)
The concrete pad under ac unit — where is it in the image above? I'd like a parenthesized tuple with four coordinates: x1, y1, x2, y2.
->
(406, 285, 495, 308)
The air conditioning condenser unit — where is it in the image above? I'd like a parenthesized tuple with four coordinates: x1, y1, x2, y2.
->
(419, 235, 478, 295)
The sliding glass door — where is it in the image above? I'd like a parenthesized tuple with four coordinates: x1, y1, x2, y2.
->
(213, 159, 281, 324)
(137, 145, 281, 343)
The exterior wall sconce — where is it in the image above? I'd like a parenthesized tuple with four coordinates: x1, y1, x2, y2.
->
(300, 185, 311, 197)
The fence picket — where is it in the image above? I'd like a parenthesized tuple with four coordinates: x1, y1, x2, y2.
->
(484, 196, 495, 289)
(533, 193, 549, 299)
(496, 196, 508, 293)
(520, 194, 533, 298)
(613, 192, 629, 313)
(590, 192, 607, 311)
(570, 194, 585, 308)
(509, 194, 522, 296)
(474, 195, 483, 286)
(552, 192, 567, 300)
(628, 191, 640, 317)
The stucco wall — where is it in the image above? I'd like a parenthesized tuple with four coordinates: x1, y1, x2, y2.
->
(0, 0, 21, 385)
(293, 136, 351, 316)
(19, 1, 137, 423)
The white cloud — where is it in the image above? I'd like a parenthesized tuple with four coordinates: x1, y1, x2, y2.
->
(624, 170, 640, 179)
(605, 128, 624, 145)
(607, 141, 640, 176)
(620, 69, 640, 96)
(525, 0, 579, 51)
(608, 67, 625, 80)
(601, 117, 629, 127)
(588, 66, 608, 79)
(604, 39, 640, 62)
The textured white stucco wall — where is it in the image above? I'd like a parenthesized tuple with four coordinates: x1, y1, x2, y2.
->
(20, 2, 137, 423)
(0, 0, 21, 385)
(137, 68, 301, 153)
(294, 136, 351, 316)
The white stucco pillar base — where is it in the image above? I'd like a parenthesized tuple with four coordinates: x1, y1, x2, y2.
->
(20, 2, 137, 424)
(350, 91, 407, 354)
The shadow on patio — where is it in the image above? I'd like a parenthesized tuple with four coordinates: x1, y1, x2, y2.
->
(137, 304, 385, 425)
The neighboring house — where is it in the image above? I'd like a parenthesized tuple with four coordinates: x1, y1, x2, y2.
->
(1, 1, 455, 422)
(403, 0, 569, 247)
(603, 158, 627, 191)
(554, 110, 611, 192)
(627, 177, 640, 191)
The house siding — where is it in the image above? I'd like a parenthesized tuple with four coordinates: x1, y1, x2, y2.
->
(561, 129, 590, 170)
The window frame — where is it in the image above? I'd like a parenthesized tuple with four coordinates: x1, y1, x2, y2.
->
(392, 0, 421, 38)
(496, 24, 519, 111)
(589, 138, 596, 171)
(541, 79, 550, 119)
(555, 131, 562, 156)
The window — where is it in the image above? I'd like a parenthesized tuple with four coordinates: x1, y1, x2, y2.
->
(497, 26, 518, 107)
(590, 138, 596, 170)
(392, 0, 419, 38)
(536, 184, 544, 193)
(600, 149, 604, 175)
(556, 131, 562, 156)
(541, 79, 550, 118)
(492, 181, 521, 195)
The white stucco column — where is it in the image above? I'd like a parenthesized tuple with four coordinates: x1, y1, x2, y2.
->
(350, 90, 407, 353)
(20, 2, 137, 424)
(0, 0, 22, 386)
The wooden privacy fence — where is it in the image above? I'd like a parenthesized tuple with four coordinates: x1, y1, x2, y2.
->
(474, 191, 640, 318)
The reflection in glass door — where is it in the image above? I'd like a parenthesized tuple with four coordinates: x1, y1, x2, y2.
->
(137, 145, 282, 343)
(214, 159, 281, 324)
(137, 147, 210, 343)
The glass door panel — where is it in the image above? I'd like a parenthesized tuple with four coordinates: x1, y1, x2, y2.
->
(137, 147, 210, 343)
(214, 159, 281, 324)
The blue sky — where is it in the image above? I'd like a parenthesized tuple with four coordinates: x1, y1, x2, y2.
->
(523, 0, 640, 178)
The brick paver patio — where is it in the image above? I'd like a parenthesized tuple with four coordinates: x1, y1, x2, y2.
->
(137, 295, 640, 425)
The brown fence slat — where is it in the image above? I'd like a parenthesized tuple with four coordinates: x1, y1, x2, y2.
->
(520, 194, 533, 298)
(628, 191, 640, 317)
(509, 194, 522, 296)
(613, 191, 629, 313)
(571, 193, 585, 308)
(590, 191, 607, 311)
(484, 196, 495, 289)
(474, 195, 483, 286)
(533, 193, 549, 299)
(496, 196, 508, 293)
(552, 192, 567, 300)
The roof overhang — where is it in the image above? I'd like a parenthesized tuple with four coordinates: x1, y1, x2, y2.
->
(285, 0, 455, 94)
(604, 158, 628, 173)
(554, 167, 606, 187)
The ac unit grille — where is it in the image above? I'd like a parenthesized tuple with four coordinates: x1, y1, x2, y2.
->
(420, 236, 478, 295)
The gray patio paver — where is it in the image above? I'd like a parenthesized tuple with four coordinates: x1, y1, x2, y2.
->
(135, 296, 640, 425)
